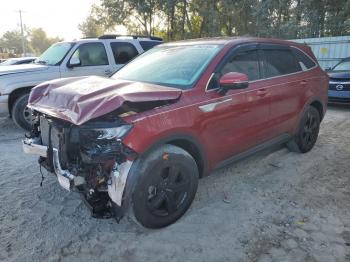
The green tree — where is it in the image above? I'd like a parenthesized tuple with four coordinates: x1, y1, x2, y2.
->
(80, 0, 350, 42)
(79, 5, 110, 37)
(0, 29, 31, 55)
(29, 28, 62, 55)
(102, 0, 161, 35)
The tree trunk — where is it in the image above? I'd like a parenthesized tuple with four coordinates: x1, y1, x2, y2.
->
(185, 8, 193, 37)
(295, 4, 301, 37)
(181, 0, 187, 39)
(169, 0, 176, 40)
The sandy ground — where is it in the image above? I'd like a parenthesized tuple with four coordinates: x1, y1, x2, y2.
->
(0, 105, 350, 262)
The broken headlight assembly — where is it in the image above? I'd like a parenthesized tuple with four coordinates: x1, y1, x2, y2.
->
(94, 124, 133, 140)
(79, 124, 134, 164)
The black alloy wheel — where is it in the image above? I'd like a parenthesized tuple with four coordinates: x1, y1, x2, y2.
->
(147, 165, 191, 217)
(130, 144, 198, 228)
(287, 106, 320, 153)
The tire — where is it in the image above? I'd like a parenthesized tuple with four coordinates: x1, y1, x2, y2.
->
(129, 144, 199, 228)
(11, 93, 32, 131)
(287, 106, 320, 153)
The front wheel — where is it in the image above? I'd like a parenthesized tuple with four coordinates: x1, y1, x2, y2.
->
(287, 106, 320, 153)
(129, 144, 199, 228)
(11, 93, 33, 131)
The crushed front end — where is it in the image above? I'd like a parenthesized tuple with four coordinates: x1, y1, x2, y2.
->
(23, 111, 137, 220)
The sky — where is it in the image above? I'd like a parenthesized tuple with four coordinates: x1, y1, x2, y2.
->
(0, 0, 100, 40)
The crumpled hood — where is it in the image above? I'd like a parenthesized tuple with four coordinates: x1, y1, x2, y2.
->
(28, 76, 182, 125)
(0, 64, 48, 76)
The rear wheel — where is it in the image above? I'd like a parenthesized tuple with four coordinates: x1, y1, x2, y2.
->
(11, 93, 33, 131)
(130, 144, 199, 228)
(287, 106, 320, 153)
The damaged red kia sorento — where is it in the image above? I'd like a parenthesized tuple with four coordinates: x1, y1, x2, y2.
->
(23, 37, 328, 228)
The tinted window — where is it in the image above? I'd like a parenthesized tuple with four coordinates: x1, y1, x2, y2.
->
(293, 48, 316, 70)
(110, 42, 139, 64)
(139, 41, 162, 51)
(221, 50, 260, 81)
(71, 42, 108, 66)
(263, 49, 300, 77)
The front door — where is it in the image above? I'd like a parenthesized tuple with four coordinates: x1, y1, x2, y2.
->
(201, 44, 271, 165)
(60, 42, 112, 78)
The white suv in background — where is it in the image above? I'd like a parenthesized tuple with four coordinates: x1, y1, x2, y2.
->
(0, 35, 162, 130)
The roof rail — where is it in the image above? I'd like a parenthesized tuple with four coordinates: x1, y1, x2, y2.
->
(98, 34, 163, 41)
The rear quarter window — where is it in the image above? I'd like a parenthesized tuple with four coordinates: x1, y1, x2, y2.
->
(292, 48, 316, 70)
(110, 42, 139, 64)
(139, 41, 162, 51)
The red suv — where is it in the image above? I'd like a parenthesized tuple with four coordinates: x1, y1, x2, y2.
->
(23, 37, 328, 228)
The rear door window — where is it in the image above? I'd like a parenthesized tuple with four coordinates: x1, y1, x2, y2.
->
(110, 42, 139, 64)
(262, 49, 301, 78)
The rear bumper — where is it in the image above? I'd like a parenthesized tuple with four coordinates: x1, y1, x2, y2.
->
(0, 95, 9, 117)
(328, 90, 350, 103)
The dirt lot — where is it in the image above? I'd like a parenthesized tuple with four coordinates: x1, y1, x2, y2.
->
(0, 105, 350, 262)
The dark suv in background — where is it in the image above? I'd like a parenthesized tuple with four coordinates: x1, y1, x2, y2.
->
(327, 57, 350, 103)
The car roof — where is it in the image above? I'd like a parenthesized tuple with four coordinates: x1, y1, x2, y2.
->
(69, 37, 161, 44)
(161, 37, 307, 49)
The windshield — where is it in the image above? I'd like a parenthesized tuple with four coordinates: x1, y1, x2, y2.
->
(35, 42, 74, 66)
(112, 44, 222, 89)
(333, 60, 350, 71)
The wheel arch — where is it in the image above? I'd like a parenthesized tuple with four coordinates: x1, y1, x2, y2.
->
(119, 134, 208, 216)
(140, 133, 209, 178)
(309, 100, 324, 121)
(166, 138, 206, 178)
(8, 86, 33, 117)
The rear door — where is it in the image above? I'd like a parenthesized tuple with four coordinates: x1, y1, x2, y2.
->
(60, 42, 112, 78)
(259, 44, 304, 137)
(202, 44, 271, 164)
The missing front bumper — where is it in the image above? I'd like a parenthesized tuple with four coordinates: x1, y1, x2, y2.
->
(22, 138, 77, 191)
(22, 138, 48, 157)
(22, 137, 132, 209)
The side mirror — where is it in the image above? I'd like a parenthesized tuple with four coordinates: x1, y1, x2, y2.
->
(324, 67, 332, 72)
(67, 57, 81, 68)
(218, 72, 249, 95)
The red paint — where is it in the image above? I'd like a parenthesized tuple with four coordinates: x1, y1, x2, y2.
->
(219, 72, 248, 86)
(29, 37, 328, 176)
(122, 38, 328, 174)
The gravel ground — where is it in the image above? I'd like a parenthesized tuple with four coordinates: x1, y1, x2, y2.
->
(0, 105, 350, 262)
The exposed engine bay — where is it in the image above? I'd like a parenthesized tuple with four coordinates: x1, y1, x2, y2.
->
(23, 110, 139, 220)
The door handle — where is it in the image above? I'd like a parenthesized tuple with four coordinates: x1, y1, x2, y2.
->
(300, 80, 307, 86)
(256, 89, 268, 97)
